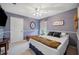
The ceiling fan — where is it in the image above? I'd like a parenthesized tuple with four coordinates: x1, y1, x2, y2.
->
(32, 7, 49, 17)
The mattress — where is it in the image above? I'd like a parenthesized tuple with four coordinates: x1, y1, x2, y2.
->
(29, 35, 69, 55)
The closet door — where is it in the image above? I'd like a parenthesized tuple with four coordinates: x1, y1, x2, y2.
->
(10, 17, 24, 43)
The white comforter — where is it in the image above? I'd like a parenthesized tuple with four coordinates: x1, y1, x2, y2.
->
(30, 35, 69, 55)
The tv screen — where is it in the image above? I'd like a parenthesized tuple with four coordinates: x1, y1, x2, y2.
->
(0, 7, 7, 26)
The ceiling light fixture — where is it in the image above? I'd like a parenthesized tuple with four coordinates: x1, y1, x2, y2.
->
(33, 8, 41, 16)
(35, 8, 40, 12)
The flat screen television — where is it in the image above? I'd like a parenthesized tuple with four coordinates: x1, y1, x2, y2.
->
(0, 7, 7, 26)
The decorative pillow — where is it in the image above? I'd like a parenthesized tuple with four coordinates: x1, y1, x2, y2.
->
(47, 32, 54, 36)
(53, 32, 61, 38)
(61, 33, 66, 37)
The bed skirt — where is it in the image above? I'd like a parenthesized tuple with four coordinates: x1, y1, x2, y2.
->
(29, 43, 44, 55)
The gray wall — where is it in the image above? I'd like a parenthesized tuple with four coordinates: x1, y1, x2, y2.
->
(40, 8, 78, 46)
(69, 33, 78, 46)
(77, 5, 79, 33)
(24, 18, 40, 36)
(46, 8, 77, 32)
(4, 14, 10, 38)
(0, 12, 10, 38)
(2, 12, 40, 38)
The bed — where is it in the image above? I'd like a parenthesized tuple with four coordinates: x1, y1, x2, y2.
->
(29, 34, 69, 55)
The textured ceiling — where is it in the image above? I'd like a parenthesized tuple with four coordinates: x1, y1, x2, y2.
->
(0, 3, 78, 19)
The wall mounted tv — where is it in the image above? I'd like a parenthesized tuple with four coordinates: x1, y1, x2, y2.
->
(0, 6, 7, 26)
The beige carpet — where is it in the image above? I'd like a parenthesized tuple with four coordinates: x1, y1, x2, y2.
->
(20, 48, 35, 55)
(7, 40, 35, 55)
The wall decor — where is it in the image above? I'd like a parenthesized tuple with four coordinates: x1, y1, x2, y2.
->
(30, 21, 36, 29)
(74, 14, 78, 32)
(53, 20, 64, 26)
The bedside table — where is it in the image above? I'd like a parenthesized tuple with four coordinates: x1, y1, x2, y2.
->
(0, 38, 9, 55)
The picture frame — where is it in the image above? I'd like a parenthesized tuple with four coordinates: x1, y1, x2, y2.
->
(30, 21, 36, 29)
(53, 20, 64, 26)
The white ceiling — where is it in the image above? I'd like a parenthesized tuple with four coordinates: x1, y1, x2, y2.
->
(0, 3, 78, 19)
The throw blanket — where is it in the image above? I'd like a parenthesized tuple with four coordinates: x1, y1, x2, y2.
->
(30, 36, 61, 49)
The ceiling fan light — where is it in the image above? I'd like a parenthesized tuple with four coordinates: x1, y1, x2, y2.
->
(35, 8, 40, 12)
(36, 12, 39, 15)
(33, 13, 41, 16)
(33, 13, 36, 16)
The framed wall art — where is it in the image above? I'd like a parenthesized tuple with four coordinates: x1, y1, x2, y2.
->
(30, 21, 36, 29)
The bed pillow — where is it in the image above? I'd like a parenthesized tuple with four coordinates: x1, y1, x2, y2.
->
(53, 32, 61, 38)
(61, 33, 66, 37)
(47, 32, 54, 36)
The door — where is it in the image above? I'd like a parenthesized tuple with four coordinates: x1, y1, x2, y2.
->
(10, 17, 24, 43)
